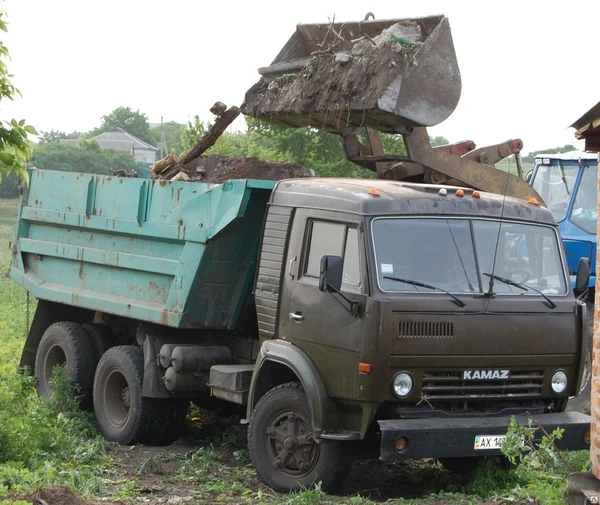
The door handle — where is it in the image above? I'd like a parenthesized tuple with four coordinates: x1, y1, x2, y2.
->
(289, 312, 305, 323)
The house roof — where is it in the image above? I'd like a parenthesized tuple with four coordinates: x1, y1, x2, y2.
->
(95, 127, 158, 151)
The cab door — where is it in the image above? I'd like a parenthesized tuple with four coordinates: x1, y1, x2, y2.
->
(279, 209, 367, 399)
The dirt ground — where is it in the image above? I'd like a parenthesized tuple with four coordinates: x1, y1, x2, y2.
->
(6, 427, 535, 505)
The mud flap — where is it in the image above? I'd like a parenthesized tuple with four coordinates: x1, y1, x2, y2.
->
(379, 411, 591, 460)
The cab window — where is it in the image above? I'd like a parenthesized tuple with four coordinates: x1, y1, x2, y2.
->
(305, 221, 361, 288)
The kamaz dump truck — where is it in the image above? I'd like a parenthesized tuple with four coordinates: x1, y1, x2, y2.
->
(10, 14, 592, 493)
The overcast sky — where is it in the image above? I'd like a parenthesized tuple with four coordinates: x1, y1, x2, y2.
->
(2, 0, 599, 154)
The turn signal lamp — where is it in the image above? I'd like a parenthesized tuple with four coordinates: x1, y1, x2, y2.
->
(455, 189, 464, 197)
(358, 362, 373, 374)
(528, 197, 540, 206)
(368, 188, 381, 196)
(584, 429, 591, 445)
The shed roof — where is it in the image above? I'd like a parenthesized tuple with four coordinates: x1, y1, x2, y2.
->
(571, 102, 600, 152)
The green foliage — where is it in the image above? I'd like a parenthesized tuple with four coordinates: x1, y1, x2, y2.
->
(523, 144, 576, 164)
(0, 227, 111, 498)
(152, 120, 185, 155)
(38, 130, 83, 144)
(0, 171, 18, 198)
(498, 416, 591, 503)
(92, 106, 155, 146)
(31, 142, 144, 175)
(181, 115, 206, 152)
(0, 11, 36, 181)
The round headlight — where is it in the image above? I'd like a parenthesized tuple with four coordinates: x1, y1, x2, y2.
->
(393, 372, 413, 398)
(551, 370, 568, 394)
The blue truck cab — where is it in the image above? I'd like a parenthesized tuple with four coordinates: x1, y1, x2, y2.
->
(529, 151, 598, 298)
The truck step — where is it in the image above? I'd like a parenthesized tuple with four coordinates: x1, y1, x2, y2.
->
(209, 364, 254, 405)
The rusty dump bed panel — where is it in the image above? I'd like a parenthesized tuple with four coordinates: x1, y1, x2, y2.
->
(10, 170, 274, 329)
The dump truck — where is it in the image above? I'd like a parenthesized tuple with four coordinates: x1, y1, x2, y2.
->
(10, 14, 592, 493)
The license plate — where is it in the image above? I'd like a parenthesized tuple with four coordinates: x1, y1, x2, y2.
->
(474, 434, 507, 450)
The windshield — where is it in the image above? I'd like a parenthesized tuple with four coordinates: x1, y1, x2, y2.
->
(531, 164, 578, 222)
(570, 164, 598, 234)
(372, 218, 568, 295)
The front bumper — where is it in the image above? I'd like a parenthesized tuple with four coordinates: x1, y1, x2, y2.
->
(379, 411, 590, 460)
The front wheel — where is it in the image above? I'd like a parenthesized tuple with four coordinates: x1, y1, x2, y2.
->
(248, 382, 351, 493)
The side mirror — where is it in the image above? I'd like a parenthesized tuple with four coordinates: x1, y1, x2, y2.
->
(319, 255, 343, 293)
(575, 257, 590, 295)
(525, 169, 533, 183)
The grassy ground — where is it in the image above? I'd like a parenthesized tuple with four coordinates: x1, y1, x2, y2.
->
(0, 198, 590, 505)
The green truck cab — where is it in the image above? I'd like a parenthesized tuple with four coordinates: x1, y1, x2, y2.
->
(10, 170, 591, 492)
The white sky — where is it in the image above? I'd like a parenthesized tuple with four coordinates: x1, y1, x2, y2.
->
(2, 0, 599, 154)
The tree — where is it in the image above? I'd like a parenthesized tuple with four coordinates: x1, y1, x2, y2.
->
(93, 107, 154, 146)
(39, 130, 84, 144)
(0, 10, 36, 180)
(31, 143, 143, 176)
(523, 144, 576, 164)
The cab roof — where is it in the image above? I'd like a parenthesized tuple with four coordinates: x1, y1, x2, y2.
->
(271, 178, 556, 225)
(534, 150, 597, 161)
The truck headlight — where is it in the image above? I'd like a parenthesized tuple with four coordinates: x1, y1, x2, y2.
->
(551, 370, 568, 394)
(393, 372, 413, 398)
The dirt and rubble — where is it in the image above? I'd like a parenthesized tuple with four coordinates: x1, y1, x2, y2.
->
(241, 20, 425, 130)
(146, 103, 312, 184)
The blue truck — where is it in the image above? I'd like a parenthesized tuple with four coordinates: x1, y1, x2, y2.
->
(529, 151, 598, 302)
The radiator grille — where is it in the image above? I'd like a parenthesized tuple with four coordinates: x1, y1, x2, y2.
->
(399, 321, 454, 339)
(421, 370, 544, 400)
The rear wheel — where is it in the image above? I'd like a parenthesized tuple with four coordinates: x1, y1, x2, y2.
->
(82, 323, 116, 361)
(93, 346, 186, 445)
(248, 382, 352, 492)
(35, 322, 97, 407)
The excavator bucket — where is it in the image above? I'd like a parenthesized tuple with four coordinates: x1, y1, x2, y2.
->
(242, 15, 461, 132)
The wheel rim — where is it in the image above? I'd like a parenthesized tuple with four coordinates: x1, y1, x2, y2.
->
(265, 408, 319, 478)
(103, 368, 132, 428)
(42, 343, 67, 392)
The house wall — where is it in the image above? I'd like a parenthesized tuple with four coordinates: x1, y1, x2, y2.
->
(132, 148, 157, 165)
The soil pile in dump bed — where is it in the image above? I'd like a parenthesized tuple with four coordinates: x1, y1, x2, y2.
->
(242, 21, 424, 129)
(184, 155, 312, 183)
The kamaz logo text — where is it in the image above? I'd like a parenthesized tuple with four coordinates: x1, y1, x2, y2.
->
(462, 369, 510, 380)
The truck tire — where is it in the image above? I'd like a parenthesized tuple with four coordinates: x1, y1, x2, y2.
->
(35, 321, 97, 407)
(248, 382, 352, 493)
(93, 346, 186, 445)
(82, 323, 116, 362)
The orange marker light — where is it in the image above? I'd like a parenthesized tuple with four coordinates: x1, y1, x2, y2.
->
(584, 430, 591, 445)
(455, 189, 465, 197)
(358, 362, 373, 374)
(528, 197, 540, 206)
(368, 188, 380, 197)
(472, 191, 481, 198)
(395, 437, 408, 452)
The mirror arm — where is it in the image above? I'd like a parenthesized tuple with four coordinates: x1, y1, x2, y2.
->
(327, 283, 360, 317)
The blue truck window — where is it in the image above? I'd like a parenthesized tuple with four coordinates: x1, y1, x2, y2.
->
(571, 165, 598, 234)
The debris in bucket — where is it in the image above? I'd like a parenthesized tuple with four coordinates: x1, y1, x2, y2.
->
(242, 19, 424, 130)
(241, 14, 460, 131)
(145, 102, 312, 183)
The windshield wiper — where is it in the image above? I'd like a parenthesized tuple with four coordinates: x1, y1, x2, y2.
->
(558, 162, 571, 195)
(383, 276, 466, 307)
(483, 273, 556, 309)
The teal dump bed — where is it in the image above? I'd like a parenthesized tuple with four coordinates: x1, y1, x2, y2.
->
(10, 170, 275, 329)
